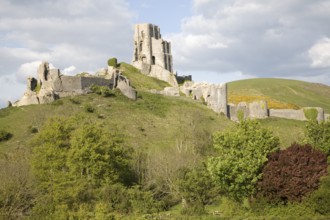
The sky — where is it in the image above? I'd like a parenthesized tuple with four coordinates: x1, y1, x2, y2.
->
(1, 0, 330, 108)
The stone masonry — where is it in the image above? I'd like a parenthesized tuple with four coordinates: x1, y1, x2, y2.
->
(14, 62, 137, 106)
(132, 23, 178, 87)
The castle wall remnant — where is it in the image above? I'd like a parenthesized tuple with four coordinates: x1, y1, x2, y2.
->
(228, 100, 268, 121)
(132, 23, 178, 87)
(180, 82, 228, 115)
(14, 61, 137, 107)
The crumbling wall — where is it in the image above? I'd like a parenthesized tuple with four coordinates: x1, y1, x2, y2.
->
(180, 82, 227, 115)
(228, 100, 268, 121)
(269, 107, 324, 122)
(13, 61, 136, 107)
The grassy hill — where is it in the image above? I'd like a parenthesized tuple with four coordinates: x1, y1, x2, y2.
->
(1, 68, 322, 154)
(228, 78, 330, 112)
(0, 66, 316, 155)
(1, 65, 329, 219)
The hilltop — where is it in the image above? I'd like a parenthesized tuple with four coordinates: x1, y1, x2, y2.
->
(228, 78, 330, 113)
(1, 64, 320, 154)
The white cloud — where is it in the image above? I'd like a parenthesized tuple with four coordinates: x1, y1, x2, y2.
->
(0, 0, 134, 103)
(15, 61, 42, 83)
(169, 0, 330, 84)
(309, 38, 330, 68)
(63, 66, 77, 75)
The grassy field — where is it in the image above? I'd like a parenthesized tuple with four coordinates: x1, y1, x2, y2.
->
(228, 78, 330, 112)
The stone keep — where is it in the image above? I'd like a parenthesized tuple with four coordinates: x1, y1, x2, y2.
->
(132, 23, 178, 87)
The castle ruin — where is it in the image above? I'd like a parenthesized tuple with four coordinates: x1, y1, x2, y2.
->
(132, 23, 178, 87)
(11, 23, 329, 122)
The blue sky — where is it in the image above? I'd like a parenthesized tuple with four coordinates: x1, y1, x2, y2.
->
(0, 0, 330, 108)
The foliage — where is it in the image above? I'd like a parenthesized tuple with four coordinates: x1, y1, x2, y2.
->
(51, 99, 63, 106)
(257, 143, 328, 203)
(309, 166, 330, 215)
(178, 165, 218, 215)
(107, 57, 118, 67)
(30, 116, 134, 218)
(27, 125, 38, 134)
(84, 103, 95, 113)
(304, 119, 330, 155)
(90, 84, 114, 97)
(228, 94, 299, 109)
(0, 148, 35, 219)
(33, 82, 41, 93)
(304, 108, 318, 121)
(208, 119, 280, 201)
(0, 129, 12, 142)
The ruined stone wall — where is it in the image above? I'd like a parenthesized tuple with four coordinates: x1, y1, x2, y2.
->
(269, 107, 324, 122)
(180, 82, 227, 115)
(228, 100, 268, 121)
(325, 114, 330, 121)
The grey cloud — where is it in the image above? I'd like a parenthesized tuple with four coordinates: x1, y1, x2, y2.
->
(0, 0, 134, 104)
(170, 0, 330, 84)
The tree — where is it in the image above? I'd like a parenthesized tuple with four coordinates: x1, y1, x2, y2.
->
(30, 116, 133, 218)
(208, 120, 279, 201)
(257, 143, 328, 203)
(304, 119, 330, 155)
(178, 165, 218, 215)
(0, 148, 34, 219)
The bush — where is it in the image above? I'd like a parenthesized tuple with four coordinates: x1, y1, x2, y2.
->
(208, 120, 280, 201)
(84, 104, 95, 113)
(107, 58, 118, 67)
(257, 143, 328, 203)
(69, 98, 81, 105)
(304, 108, 318, 121)
(304, 119, 330, 155)
(309, 166, 330, 215)
(90, 84, 114, 97)
(28, 126, 38, 134)
(51, 99, 63, 106)
(178, 165, 218, 215)
(0, 129, 12, 141)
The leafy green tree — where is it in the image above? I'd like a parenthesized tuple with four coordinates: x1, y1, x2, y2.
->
(304, 119, 330, 155)
(30, 116, 134, 218)
(178, 165, 218, 215)
(0, 148, 34, 219)
(208, 120, 280, 201)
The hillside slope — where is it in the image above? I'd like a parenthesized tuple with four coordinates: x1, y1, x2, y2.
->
(1, 70, 322, 154)
(228, 78, 330, 113)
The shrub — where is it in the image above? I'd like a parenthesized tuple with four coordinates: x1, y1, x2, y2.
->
(107, 58, 118, 67)
(178, 165, 218, 215)
(208, 120, 279, 201)
(51, 99, 63, 106)
(90, 84, 114, 97)
(309, 166, 330, 215)
(257, 143, 328, 203)
(304, 119, 330, 155)
(28, 126, 39, 134)
(84, 104, 95, 113)
(304, 108, 318, 121)
(69, 98, 81, 105)
(0, 129, 12, 141)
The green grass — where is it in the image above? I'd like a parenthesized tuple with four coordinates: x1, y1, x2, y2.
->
(228, 78, 330, 113)
(0, 92, 233, 154)
(119, 62, 170, 91)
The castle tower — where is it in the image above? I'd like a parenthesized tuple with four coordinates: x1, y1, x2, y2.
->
(132, 23, 174, 73)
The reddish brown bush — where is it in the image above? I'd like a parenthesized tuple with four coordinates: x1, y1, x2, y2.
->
(257, 143, 328, 203)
